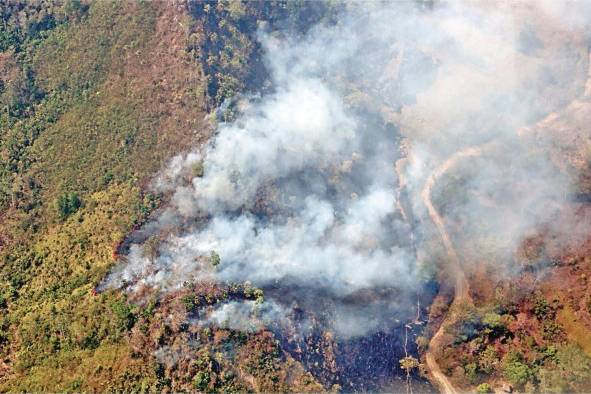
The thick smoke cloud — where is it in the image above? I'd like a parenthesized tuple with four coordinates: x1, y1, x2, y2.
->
(102, 1, 591, 337)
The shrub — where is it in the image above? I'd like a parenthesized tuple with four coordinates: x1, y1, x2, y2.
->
(541, 321, 563, 341)
(141, 298, 157, 319)
(181, 294, 197, 313)
(542, 345, 558, 361)
(416, 335, 429, 353)
(533, 296, 551, 320)
(192, 161, 204, 178)
(210, 250, 221, 267)
(482, 312, 503, 328)
(449, 305, 481, 344)
(482, 311, 509, 338)
(503, 361, 532, 386)
(476, 383, 492, 393)
(399, 356, 419, 373)
(478, 345, 498, 374)
(56, 192, 81, 219)
(109, 300, 136, 332)
(465, 362, 478, 383)
(502, 351, 532, 387)
(193, 371, 210, 390)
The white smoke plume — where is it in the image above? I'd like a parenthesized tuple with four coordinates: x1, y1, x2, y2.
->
(102, 1, 591, 337)
(203, 300, 293, 333)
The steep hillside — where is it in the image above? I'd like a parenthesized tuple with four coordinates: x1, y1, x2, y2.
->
(418, 9, 591, 390)
(0, 1, 346, 391)
(0, 1, 210, 390)
(1, 1, 590, 393)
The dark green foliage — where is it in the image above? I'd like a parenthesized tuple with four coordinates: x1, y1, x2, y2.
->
(0, 29, 18, 52)
(141, 298, 158, 319)
(481, 311, 509, 338)
(110, 299, 137, 332)
(0, 65, 44, 117)
(539, 344, 591, 393)
(533, 296, 553, 320)
(56, 191, 81, 219)
(541, 321, 564, 341)
(448, 305, 481, 344)
(478, 345, 499, 374)
(0, 1, 83, 52)
(465, 362, 479, 384)
(193, 371, 211, 390)
(210, 250, 221, 267)
(542, 345, 558, 362)
(502, 351, 533, 387)
(189, 0, 342, 108)
(182, 294, 198, 313)
(192, 351, 222, 391)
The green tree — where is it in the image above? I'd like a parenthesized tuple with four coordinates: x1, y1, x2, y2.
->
(181, 294, 197, 313)
(110, 300, 136, 332)
(56, 192, 81, 219)
(399, 356, 419, 373)
(502, 351, 532, 387)
(210, 250, 221, 267)
(479, 345, 499, 374)
(538, 344, 591, 393)
(193, 371, 210, 390)
(533, 296, 552, 320)
(465, 362, 478, 383)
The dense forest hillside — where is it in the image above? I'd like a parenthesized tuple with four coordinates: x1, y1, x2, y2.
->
(0, 1, 355, 391)
(0, 1, 590, 393)
(0, 1, 205, 390)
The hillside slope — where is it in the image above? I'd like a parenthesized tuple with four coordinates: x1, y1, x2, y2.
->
(0, 1, 342, 391)
(0, 1, 210, 391)
(1, 2, 590, 393)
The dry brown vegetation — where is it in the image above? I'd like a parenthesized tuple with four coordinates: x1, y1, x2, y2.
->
(0, 1, 339, 391)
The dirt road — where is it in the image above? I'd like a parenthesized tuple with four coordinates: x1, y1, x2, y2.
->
(418, 43, 591, 394)
(421, 148, 480, 302)
(421, 147, 482, 394)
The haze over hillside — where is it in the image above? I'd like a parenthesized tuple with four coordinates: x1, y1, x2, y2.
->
(0, 1, 590, 393)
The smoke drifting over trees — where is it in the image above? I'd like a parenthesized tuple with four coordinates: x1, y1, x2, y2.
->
(103, 1, 590, 338)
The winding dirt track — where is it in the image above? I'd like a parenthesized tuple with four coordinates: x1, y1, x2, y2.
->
(422, 147, 481, 394)
(421, 148, 480, 302)
(421, 94, 589, 392)
(419, 93, 588, 394)
(420, 44, 591, 394)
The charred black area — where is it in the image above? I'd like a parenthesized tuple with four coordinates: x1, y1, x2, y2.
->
(335, 327, 435, 393)
(573, 192, 591, 203)
(264, 281, 438, 392)
(104, 62, 438, 390)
